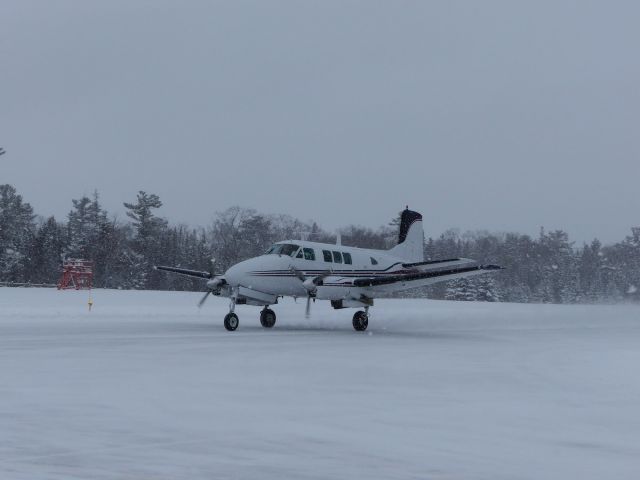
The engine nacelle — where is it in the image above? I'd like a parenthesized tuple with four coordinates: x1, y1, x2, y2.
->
(302, 278, 317, 292)
(314, 285, 352, 301)
(206, 277, 225, 291)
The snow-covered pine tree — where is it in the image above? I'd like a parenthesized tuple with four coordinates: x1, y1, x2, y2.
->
(28, 216, 66, 284)
(0, 184, 36, 283)
(576, 239, 606, 303)
(444, 278, 477, 301)
(622, 227, 640, 301)
(123, 191, 168, 289)
(66, 191, 108, 259)
(535, 229, 578, 303)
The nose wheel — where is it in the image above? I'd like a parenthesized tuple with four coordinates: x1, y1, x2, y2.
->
(260, 308, 276, 328)
(223, 292, 240, 331)
(352, 310, 369, 331)
(224, 312, 239, 331)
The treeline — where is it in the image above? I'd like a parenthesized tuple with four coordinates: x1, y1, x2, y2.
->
(1, 183, 639, 303)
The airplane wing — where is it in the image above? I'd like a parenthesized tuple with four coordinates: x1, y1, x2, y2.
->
(343, 258, 502, 292)
(312, 259, 502, 305)
(154, 265, 213, 279)
(352, 262, 502, 288)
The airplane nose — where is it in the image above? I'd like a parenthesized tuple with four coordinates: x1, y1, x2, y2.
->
(224, 257, 258, 286)
(224, 263, 241, 285)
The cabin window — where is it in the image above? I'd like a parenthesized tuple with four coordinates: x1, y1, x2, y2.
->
(296, 249, 303, 258)
(323, 250, 333, 262)
(265, 243, 300, 257)
(303, 248, 316, 261)
(332, 251, 343, 263)
(343, 252, 352, 265)
(370, 257, 378, 265)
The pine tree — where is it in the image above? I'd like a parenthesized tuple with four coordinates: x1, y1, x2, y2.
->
(123, 191, 168, 288)
(28, 216, 66, 284)
(66, 191, 108, 259)
(444, 279, 476, 301)
(0, 184, 36, 282)
(621, 227, 640, 301)
(576, 239, 605, 302)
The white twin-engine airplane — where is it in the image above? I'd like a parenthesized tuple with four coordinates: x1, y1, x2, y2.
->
(156, 208, 502, 332)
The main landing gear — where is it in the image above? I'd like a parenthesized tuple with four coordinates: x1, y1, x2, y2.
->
(352, 307, 369, 332)
(260, 307, 276, 328)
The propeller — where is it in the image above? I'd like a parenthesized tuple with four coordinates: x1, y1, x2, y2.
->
(197, 277, 226, 308)
(289, 267, 331, 318)
(198, 258, 224, 309)
(198, 290, 212, 308)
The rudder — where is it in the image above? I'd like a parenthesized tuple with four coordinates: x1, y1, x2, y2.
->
(388, 208, 424, 263)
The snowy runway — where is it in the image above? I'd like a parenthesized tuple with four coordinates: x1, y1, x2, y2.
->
(1, 288, 639, 479)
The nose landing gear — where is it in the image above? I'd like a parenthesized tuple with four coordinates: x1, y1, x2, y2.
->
(224, 294, 239, 331)
(224, 312, 239, 331)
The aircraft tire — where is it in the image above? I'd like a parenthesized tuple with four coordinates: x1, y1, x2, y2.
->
(260, 308, 276, 328)
(352, 311, 368, 331)
(224, 312, 239, 331)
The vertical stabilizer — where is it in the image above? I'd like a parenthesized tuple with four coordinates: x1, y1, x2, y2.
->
(388, 208, 424, 263)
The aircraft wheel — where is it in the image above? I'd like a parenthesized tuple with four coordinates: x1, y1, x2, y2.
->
(260, 308, 276, 328)
(352, 311, 368, 331)
(224, 312, 239, 331)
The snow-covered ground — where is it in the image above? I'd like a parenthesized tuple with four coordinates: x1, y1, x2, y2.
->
(1, 288, 639, 480)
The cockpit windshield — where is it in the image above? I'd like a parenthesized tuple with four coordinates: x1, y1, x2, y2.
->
(265, 243, 300, 257)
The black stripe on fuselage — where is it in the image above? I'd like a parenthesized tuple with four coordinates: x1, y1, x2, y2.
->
(247, 264, 486, 286)
(248, 262, 469, 278)
(249, 270, 409, 277)
(249, 259, 465, 277)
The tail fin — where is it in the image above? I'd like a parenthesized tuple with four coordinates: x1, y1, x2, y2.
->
(388, 208, 424, 263)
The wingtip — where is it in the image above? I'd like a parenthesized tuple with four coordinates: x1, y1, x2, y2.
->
(481, 264, 504, 271)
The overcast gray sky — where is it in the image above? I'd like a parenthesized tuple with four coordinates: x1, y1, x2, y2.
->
(1, 0, 638, 243)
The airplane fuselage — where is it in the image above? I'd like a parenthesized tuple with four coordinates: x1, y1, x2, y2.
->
(224, 240, 404, 298)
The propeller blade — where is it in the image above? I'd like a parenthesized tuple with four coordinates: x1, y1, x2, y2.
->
(313, 270, 333, 286)
(290, 266, 330, 318)
(289, 266, 307, 282)
(197, 290, 211, 308)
